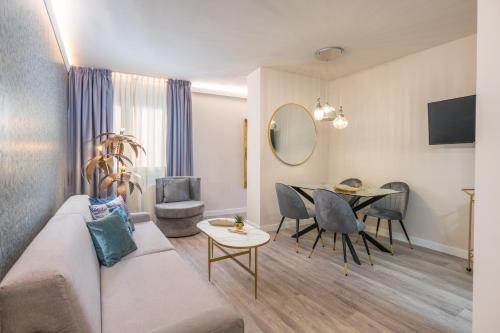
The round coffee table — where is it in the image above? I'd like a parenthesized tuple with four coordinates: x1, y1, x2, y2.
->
(197, 218, 270, 299)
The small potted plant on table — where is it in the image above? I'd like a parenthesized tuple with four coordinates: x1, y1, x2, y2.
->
(234, 215, 245, 231)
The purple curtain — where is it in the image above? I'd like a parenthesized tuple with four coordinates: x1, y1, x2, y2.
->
(167, 79, 193, 176)
(67, 66, 113, 196)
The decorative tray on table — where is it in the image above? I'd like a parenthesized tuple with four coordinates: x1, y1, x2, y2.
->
(334, 184, 359, 193)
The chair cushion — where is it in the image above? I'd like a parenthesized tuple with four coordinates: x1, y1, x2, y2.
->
(100, 251, 226, 333)
(155, 201, 204, 219)
(122, 221, 175, 260)
(365, 207, 403, 220)
(163, 178, 191, 203)
(0, 213, 101, 333)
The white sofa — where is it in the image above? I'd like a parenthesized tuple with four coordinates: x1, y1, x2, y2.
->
(0, 195, 244, 333)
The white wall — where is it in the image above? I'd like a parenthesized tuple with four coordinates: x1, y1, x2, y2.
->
(473, 0, 500, 330)
(247, 68, 330, 228)
(327, 35, 476, 257)
(192, 92, 247, 215)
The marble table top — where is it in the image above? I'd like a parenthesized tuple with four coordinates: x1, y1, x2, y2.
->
(197, 219, 270, 249)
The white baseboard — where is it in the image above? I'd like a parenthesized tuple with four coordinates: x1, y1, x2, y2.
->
(258, 219, 312, 232)
(204, 207, 247, 218)
(257, 218, 467, 259)
(363, 224, 468, 259)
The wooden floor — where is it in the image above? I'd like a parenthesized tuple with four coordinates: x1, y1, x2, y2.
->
(170, 225, 472, 333)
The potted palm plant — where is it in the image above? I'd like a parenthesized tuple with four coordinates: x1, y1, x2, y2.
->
(84, 128, 145, 199)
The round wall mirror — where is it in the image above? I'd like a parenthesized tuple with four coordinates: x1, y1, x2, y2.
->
(268, 103, 317, 165)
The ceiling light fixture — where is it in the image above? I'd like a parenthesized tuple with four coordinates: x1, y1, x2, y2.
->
(313, 46, 348, 129)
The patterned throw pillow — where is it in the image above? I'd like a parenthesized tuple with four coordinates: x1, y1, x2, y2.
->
(106, 196, 130, 216)
(89, 204, 111, 220)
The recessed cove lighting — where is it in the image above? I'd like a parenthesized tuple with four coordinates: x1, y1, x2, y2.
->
(191, 82, 248, 99)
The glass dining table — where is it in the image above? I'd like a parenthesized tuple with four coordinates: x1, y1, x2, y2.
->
(288, 184, 401, 255)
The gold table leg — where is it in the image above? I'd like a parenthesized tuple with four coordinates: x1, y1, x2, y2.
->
(462, 188, 474, 273)
(207, 240, 260, 299)
(208, 237, 212, 281)
(254, 247, 258, 299)
(466, 195, 474, 272)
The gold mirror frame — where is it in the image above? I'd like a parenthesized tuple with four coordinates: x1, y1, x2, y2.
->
(267, 103, 317, 166)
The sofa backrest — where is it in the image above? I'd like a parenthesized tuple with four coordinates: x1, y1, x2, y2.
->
(156, 177, 201, 203)
(54, 194, 93, 220)
(0, 211, 101, 333)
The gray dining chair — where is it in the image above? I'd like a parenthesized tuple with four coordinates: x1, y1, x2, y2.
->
(341, 178, 363, 188)
(339, 178, 363, 201)
(311, 189, 373, 275)
(363, 182, 411, 254)
(275, 183, 324, 253)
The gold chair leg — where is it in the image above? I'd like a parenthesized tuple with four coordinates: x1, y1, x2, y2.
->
(295, 241, 299, 253)
(343, 263, 349, 276)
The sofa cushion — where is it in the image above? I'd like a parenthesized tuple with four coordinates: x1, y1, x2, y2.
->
(89, 203, 111, 219)
(100, 251, 228, 333)
(163, 178, 191, 203)
(89, 194, 117, 205)
(0, 213, 101, 333)
(155, 200, 204, 219)
(54, 194, 93, 220)
(122, 221, 175, 260)
(87, 210, 138, 267)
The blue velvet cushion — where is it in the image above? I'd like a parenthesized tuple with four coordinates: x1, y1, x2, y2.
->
(89, 194, 117, 205)
(86, 209, 137, 267)
(109, 206, 134, 235)
(163, 178, 190, 203)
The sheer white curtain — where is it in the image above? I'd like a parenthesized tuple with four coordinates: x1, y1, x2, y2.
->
(112, 72, 167, 215)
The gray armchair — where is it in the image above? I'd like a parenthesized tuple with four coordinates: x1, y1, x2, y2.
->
(312, 189, 373, 275)
(275, 183, 323, 253)
(155, 177, 204, 237)
(363, 182, 411, 254)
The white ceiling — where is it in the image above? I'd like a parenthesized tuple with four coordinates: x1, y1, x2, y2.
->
(48, 0, 476, 88)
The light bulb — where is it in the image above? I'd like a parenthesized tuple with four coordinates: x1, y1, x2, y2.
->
(322, 102, 334, 114)
(333, 106, 348, 129)
(333, 115, 348, 129)
(313, 98, 324, 120)
(97, 145, 103, 153)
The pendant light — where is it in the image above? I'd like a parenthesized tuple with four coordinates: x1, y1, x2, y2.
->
(333, 106, 348, 129)
(313, 98, 324, 120)
(313, 46, 348, 129)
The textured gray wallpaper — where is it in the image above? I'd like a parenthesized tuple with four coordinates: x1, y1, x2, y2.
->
(0, 0, 67, 279)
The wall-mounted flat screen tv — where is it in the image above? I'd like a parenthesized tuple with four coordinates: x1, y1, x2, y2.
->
(428, 95, 476, 145)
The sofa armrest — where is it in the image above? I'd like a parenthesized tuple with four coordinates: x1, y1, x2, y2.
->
(147, 305, 244, 333)
(129, 212, 151, 224)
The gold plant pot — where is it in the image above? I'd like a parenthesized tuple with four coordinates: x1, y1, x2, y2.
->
(235, 222, 244, 231)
